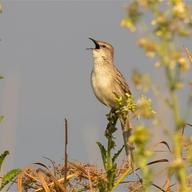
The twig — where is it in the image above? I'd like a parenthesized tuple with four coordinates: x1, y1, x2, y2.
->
(64, 118, 68, 190)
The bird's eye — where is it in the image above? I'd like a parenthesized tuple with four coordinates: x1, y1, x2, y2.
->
(101, 45, 106, 48)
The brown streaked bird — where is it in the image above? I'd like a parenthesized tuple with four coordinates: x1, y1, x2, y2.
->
(87, 38, 133, 162)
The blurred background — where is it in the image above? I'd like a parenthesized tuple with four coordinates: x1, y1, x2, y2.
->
(0, 0, 191, 172)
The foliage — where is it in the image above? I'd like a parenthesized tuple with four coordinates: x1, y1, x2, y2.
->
(18, 97, 163, 192)
(96, 107, 130, 192)
(129, 126, 152, 191)
(0, 151, 21, 191)
(121, 0, 192, 191)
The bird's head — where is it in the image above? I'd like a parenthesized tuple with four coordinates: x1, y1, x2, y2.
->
(87, 38, 114, 61)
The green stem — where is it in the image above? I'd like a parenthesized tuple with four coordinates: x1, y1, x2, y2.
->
(112, 167, 132, 191)
(165, 65, 181, 130)
(107, 138, 111, 169)
(105, 111, 118, 191)
(107, 135, 112, 191)
(170, 90, 181, 131)
(174, 134, 189, 192)
(166, 64, 188, 191)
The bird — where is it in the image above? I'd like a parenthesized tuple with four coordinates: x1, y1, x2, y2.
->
(87, 38, 133, 163)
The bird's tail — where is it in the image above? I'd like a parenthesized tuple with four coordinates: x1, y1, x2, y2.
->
(120, 117, 134, 166)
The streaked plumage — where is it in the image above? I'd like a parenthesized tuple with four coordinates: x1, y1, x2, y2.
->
(88, 38, 133, 162)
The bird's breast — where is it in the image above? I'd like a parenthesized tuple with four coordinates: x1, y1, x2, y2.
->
(92, 70, 111, 91)
(91, 66, 115, 107)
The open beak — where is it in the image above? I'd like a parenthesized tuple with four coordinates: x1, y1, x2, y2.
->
(86, 38, 100, 50)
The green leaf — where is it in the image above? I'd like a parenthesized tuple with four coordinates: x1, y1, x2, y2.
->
(0, 76, 4, 80)
(96, 142, 107, 169)
(0, 169, 21, 191)
(0, 116, 4, 124)
(106, 163, 117, 190)
(112, 145, 124, 163)
(0, 151, 9, 172)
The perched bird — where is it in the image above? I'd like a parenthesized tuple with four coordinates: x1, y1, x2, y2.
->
(87, 38, 133, 162)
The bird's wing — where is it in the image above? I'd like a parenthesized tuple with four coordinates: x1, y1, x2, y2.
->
(112, 65, 131, 95)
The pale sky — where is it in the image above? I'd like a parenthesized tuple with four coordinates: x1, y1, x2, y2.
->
(0, 0, 191, 175)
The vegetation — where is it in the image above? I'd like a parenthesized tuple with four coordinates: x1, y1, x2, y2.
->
(121, 0, 192, 191)
(0, 151, 21, 191)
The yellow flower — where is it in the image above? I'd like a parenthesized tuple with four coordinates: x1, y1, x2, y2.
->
(120, 18, 136, 32)
(172, 2, 189, 19)
(137, 0, 160, 8)
(175, 82, 184, 89)
(129, 125, 149, 145)
(132, 71, 151, 92)
(135, 95, 156, 119)
(138, 37, 157, 57)
(178, 57, 190, 72)
(169, 158, 184, 171)
(152, 13, 167, 25)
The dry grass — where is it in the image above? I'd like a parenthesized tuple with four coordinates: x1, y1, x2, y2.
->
(17, 160, 134, 192)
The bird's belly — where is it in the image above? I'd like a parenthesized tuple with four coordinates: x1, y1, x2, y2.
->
(91, 72, 116, 107)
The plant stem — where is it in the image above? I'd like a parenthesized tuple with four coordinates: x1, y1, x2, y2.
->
(170, 89, 181, 131)
(112, 167, 132, 191)
(166, 64, 189, 191)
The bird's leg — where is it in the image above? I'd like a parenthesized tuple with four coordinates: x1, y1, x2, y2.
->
(120, 114, 134, 168)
